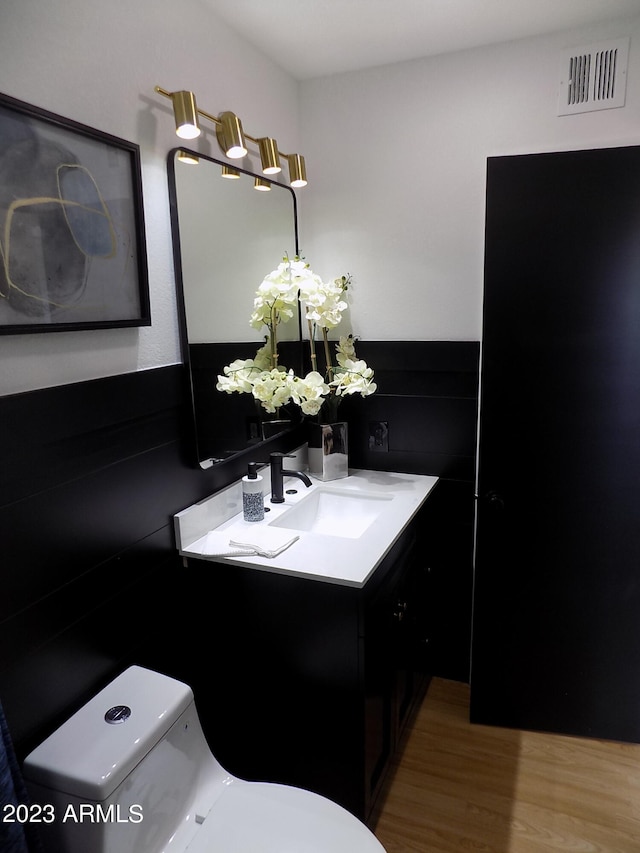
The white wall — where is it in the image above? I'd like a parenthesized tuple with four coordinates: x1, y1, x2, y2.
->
(0, 0, 299, 395)
(298, 15, 640, 341)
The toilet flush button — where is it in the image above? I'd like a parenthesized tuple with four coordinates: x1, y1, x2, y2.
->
(105, 705, 132, 724)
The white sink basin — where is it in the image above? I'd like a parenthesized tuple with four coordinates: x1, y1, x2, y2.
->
(174, 466, 439, 587)
(269, 487, 393, 539)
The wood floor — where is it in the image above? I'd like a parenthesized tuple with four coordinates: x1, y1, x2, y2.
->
(372, 678, 640, 853)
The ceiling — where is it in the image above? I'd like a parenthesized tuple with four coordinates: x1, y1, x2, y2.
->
(206, 0, 640, 80)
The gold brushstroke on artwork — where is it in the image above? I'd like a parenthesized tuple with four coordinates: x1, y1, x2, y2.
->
(55, 164, 118, 260)
(0, 164, 118, 310)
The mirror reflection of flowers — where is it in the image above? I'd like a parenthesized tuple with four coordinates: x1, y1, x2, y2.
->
(216, 256, 376, 420)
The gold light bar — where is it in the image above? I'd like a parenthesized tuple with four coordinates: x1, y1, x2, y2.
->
(155, 86, 307, 188)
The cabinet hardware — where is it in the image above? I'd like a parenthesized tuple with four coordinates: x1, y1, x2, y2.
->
(393, 600, 408, 621)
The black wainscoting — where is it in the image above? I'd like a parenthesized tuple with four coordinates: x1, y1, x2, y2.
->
(0, 341, 478, 769)
(0, 364, 303, 763)
(340, 341, 479, 481)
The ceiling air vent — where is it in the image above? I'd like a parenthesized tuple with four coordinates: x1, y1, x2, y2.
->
(558, 37, 629, 115)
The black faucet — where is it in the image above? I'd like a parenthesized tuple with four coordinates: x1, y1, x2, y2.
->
(270, 452, 312, 503)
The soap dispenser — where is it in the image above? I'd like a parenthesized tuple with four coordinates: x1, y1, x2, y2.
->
(242, 462, 264, 522)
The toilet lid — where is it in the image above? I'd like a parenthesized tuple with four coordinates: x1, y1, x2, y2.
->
(185, 781, 386, 853)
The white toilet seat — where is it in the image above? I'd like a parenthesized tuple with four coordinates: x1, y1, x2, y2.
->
(185, 781, 386, 853)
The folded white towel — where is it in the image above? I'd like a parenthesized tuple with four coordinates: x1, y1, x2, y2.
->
(191, 528, 299, 559)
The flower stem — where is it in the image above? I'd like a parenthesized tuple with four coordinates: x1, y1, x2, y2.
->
(270, 306, 278, 368)
(307, 319, 318, 372)
(322, 328, 334, 382)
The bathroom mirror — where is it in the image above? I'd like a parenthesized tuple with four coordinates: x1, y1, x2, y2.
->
(168, 148, 303, 466)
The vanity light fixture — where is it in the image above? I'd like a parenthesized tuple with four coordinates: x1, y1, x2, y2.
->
(216, 111, 247, 159)
(258, 137, 281, 174)
(171, 91, 200, 139)
(221, 165, 241, 179)
(254, 177, 271, 191)
(287, 153, 307, 188)
(155, 85, 307, 187)
(177, 149, 200, 165)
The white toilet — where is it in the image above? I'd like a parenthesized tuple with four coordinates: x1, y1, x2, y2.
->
(22, 665, 387, 853)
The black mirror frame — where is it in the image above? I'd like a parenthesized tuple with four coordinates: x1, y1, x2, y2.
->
(167, 147, 304, 469)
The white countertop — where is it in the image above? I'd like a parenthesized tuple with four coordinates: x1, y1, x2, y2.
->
(175, 460, 438, 588)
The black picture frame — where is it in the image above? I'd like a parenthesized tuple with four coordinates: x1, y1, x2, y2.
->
(0, 92, 150, 334)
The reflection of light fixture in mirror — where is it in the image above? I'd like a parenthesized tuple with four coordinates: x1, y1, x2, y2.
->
(177, 149, 200, 165)
(155, 86, 308, 187)
(258, 138, 281, 174)
(216, 111, 247, 159)
(221, 165, 240, 179)
(254, 177, 271, 191)
(171, 91, 200, 139)
(288, 154, 307, 188)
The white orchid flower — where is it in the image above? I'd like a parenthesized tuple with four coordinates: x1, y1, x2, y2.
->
(300, 275, 349, 330)
(332, 358, 377, 397)
(290, 371, 330, 416)
(251, 367, 295, 413)
(216, 358, 263, 394)
(218, 261, 375, 415)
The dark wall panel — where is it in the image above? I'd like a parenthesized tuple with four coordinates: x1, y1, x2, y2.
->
(342, 341, 479, 482)
(0, 365, 280, 761)
(0, 341, 479, 768)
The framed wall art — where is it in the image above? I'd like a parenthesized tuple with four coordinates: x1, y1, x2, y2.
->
(0, 91, 150, 334)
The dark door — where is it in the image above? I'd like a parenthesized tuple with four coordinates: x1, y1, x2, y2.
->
(471, 146, 640, 741)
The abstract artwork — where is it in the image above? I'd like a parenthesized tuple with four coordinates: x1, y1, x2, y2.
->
(0, 92, 150, 334)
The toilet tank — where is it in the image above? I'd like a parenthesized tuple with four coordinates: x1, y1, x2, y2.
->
(23, 665, 226, 853)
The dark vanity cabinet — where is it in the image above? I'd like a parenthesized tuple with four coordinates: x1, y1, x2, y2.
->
(362, 526, 430, 812)
(182, 510, 432, 825)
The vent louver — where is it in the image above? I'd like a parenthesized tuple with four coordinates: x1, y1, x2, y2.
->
(558, 38, 629, 115)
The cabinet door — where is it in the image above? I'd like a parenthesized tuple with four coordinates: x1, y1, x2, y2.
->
(393, 546, 431, 735)
(364, 582, 395, 809)
(419, 479, 475, 683)
(472, 146, 640, 742)
(363, 526, 433, 818)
